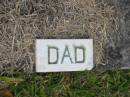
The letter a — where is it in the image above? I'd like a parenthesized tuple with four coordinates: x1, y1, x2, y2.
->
(61, 46, 73, 64)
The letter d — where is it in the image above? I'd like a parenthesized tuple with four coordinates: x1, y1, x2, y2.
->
(48, 46, 59, 64)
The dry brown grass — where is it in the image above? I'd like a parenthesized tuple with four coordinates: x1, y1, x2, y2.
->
(0, 0, 118, 74)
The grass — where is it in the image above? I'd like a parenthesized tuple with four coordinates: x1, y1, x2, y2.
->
(0, 70, 128, 97)
(0, 0, 118, 73)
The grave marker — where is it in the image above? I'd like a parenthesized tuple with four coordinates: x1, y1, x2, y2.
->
(36, 39, 93, 72)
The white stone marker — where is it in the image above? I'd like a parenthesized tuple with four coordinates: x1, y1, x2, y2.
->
(36, 39, 93, 72)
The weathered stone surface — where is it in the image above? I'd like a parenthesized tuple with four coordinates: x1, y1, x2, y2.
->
(95, 0, 130, 70)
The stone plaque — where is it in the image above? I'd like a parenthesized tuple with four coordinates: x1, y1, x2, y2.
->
(36, 39, 93, 72)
